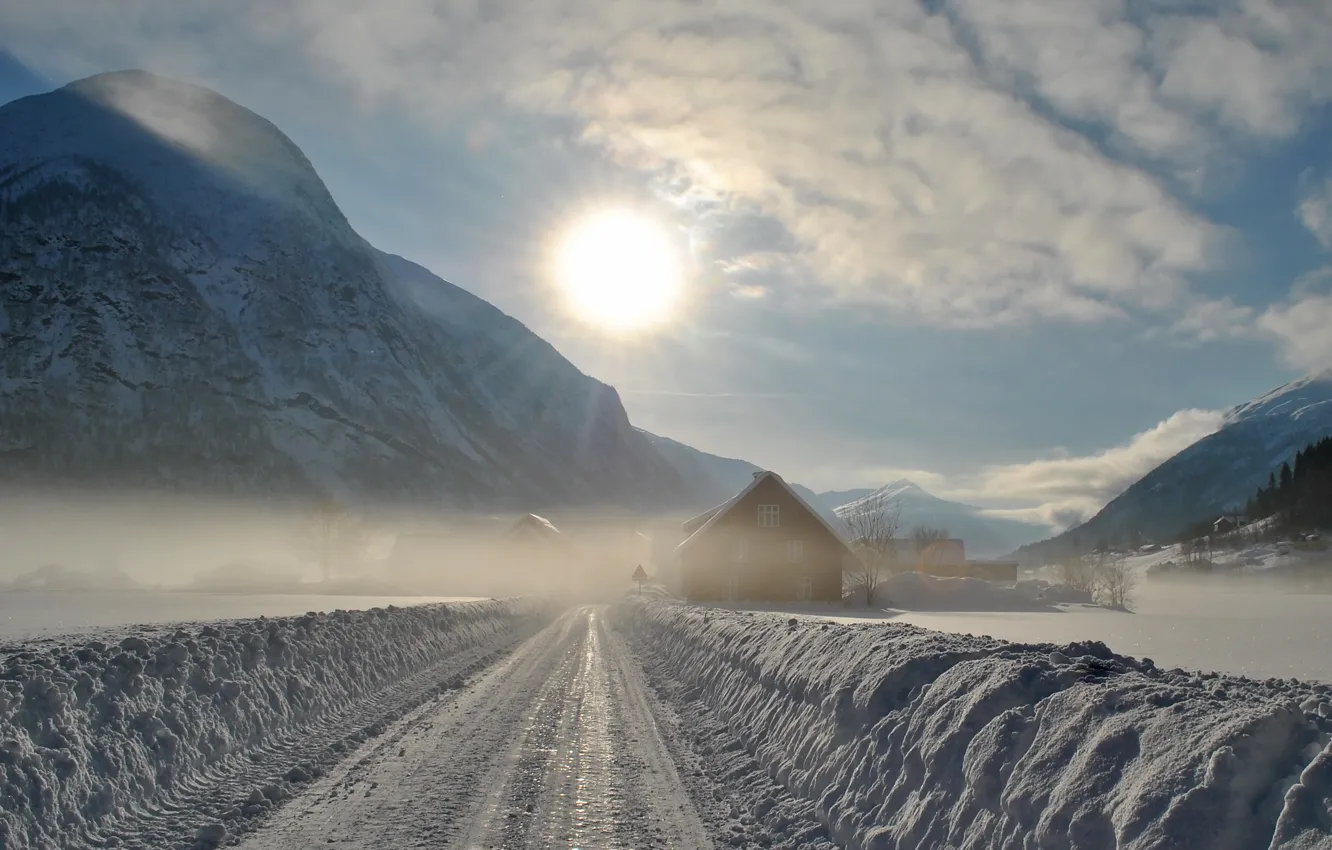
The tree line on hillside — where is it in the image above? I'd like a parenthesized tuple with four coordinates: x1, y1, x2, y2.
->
(1169, 434, 1332, 545)
(1018, 435, 1332, 566)
(1242, 436, 1332, 532)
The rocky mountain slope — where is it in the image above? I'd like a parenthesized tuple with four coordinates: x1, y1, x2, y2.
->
(1020, 369, 1332, 558)
(832, 479, 1048, 558)
(0, 71, 698, 510)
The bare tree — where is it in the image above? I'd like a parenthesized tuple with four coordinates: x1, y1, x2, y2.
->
(1182, 537, 1213, 569)
(839, 496, 902, 605)
(299, 500, 366, 582)
(1093, 551, 1135, 609)
(1054, 554, 1097, 595)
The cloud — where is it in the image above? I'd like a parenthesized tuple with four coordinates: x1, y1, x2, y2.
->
(1165, 263, 1332, 370)
(951, 0, 1332, 160)
(1168, 268, 1332, 371)
(1299, 174, 1332, 250)
(7, 0, 1331, 332)
(13, 0, 1315, 331)
(941, 407, 1225, 526)
(948, 0, 1203, 161)
(1167, 296, 1256, 343)
(1154, 4, 1332, 139)
(1257, 286, 1332, 373)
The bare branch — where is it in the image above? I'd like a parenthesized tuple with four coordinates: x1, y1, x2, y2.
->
(838, 495, 901, 605)
(1054, 555, 1097, 595)
(1093, 551, 1135, 610)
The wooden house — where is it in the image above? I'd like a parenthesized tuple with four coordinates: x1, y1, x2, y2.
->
(669, 471, 853, 602)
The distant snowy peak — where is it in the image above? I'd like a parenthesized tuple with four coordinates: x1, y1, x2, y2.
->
(1224, 369, 1332, 425)
(837, 479, 932, 509)
(832, 479, 1047, 558)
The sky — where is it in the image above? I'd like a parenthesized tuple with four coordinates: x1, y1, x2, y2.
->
(3, 0, 1332, 529)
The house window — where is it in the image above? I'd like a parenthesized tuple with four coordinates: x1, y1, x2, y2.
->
(796, 576, 812, 601)
(758, 504, 780, 527)
(725, 575, 739, 602)
(733, 537, 747, 562)
(787, 540, 804, 563)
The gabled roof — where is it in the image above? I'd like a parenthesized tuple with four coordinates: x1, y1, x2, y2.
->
(674, 471, 853, 556)
(505, 513, 563, 540)
(681, 504, 725, 535)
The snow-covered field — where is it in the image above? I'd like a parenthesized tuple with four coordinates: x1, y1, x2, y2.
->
(0, 599, 548, 849)
(719, 572, 1332, 683)
(0, 591, 481, 641)
(891, 584, 1332, 684)
(614, 598, 1332, 850)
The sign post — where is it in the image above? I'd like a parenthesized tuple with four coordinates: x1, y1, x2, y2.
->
(632, 564, 648, 595)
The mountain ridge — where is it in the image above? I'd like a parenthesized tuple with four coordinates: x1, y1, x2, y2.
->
(0, 70, 705, 511)
(1018, 368, 1332, 560)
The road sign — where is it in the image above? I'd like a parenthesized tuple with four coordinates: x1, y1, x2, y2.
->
(632, 564, 648, 594)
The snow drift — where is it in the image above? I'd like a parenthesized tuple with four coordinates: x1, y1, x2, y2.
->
(0, 599, 546, 849)
(613, 599, 1332, 850)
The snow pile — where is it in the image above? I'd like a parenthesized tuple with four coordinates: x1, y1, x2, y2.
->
(613, 599, 1332, 850)
(0, 599, 543, 849)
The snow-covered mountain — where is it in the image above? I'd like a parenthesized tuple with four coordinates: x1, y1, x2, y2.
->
(831, 479, 1048, 558)
(0, 71, 701, 510)
(1023, 369, 1332, 556)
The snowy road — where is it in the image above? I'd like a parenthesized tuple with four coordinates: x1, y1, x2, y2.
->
(238, 607, 712, 850)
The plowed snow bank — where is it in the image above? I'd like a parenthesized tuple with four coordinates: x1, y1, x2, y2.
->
(0, 599, 543, 849)
(613, 599, 1332, 850)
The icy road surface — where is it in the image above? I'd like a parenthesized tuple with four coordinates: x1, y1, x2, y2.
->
(239, 607, 712, 850)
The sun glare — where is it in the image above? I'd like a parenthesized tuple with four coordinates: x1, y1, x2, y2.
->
(554, 209, 683, 333)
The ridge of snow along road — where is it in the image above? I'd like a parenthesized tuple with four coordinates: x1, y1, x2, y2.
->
(0, 599, 551, 849)
(611, 599, 1332, 850)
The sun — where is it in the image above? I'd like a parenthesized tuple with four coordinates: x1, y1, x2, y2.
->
(553, 209, 683, 333)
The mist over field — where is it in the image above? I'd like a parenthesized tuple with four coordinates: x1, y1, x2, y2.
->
(0, 488, 663, 608)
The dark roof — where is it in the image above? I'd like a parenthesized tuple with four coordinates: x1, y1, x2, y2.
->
(505, 513, 565, 541)
(674, 471, 853, 556)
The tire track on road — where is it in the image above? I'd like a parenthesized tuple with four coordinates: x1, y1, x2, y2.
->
(241, 607, 714, 850)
